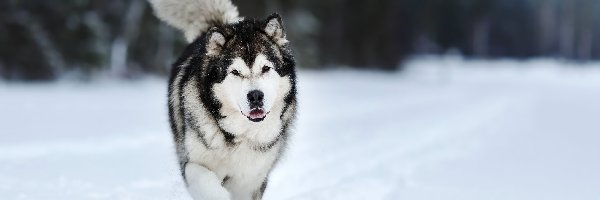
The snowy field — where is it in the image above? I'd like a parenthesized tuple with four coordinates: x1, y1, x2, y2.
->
(1, 57, 600, 200)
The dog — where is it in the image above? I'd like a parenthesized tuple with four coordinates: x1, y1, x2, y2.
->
(149, 0, 297, 199)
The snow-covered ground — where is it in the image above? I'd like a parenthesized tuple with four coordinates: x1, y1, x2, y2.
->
(1, 57, 600, 200)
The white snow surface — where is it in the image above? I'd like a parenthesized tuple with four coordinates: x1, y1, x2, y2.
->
(1, 57, 600, 200)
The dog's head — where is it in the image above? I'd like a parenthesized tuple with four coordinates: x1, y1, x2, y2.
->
(190, 13, 296, 130)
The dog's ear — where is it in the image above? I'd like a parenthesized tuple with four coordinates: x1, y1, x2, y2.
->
(206, 28, 226, 56)
(264, 13, 288, 46)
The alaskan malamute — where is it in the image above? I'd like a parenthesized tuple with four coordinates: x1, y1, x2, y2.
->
(149, 0, 297, 199)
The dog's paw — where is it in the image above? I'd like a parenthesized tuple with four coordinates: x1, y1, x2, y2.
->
(185, 163, 232, 200)
(187, 180, 232, 200)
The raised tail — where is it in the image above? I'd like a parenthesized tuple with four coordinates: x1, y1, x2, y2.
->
(149, 0, 241, 42)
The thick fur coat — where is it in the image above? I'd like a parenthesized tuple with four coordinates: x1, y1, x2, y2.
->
(150, 0, 297, 199)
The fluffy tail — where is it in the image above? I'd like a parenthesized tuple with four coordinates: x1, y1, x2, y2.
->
(149, 0, 241, 42)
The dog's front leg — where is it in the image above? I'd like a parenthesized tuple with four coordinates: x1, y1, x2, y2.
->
(185, 163, 231, 200)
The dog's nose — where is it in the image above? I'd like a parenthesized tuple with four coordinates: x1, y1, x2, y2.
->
(247, 90, 264, 108)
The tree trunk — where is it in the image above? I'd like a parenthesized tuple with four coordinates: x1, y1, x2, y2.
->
(538, 1, 557, 55)
(109, 0, 146, 77)
(154, 24, 175, 74)
(472, 18, 490, 57)
(558, 1, 575, 59)
(15, 12, 65, 78)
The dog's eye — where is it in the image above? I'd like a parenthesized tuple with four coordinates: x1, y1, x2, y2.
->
(230, 70, 240, 76)
(262, 66, 271, 73)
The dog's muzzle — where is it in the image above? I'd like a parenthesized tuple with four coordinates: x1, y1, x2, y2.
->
(246, 90, 267, 122)
(247, 90, 264, 108)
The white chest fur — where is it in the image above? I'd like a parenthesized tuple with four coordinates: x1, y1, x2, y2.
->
(185, 127, 281, 200)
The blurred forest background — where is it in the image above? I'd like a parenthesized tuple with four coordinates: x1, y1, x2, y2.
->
(1, 0, 600, 81)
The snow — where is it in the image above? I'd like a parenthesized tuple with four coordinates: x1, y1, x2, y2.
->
(1, 57, 600, 200)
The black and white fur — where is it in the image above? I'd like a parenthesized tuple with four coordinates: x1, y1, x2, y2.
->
(149, 0, 297, 199)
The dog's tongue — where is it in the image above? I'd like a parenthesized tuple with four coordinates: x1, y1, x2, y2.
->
(249, 109, 266, 119)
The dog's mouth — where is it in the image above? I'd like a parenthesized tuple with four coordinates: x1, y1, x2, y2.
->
(244, 108, 268, 122)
